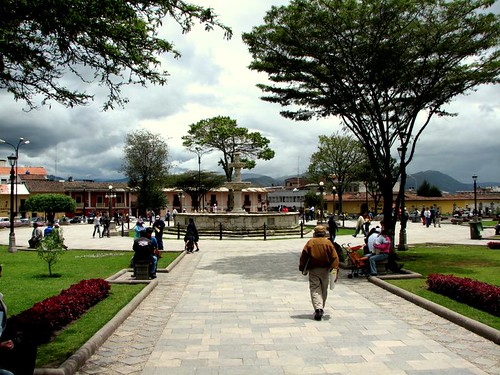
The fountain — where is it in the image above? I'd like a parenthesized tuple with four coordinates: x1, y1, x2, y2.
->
(224, 153, 251, 213)
(175, 153, 300, 236)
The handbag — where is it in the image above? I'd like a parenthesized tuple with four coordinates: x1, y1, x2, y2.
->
(329, 269, 338, 290)
(302, 257, 310, 275)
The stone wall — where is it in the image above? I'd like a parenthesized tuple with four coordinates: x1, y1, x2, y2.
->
(175, 212, 300, 231)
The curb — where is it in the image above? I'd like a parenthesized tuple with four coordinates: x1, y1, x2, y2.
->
(369, 276, 500, 345)
(34, 277, 159, 375)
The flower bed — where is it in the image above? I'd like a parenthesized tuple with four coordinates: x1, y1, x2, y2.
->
(427, 273, 499, 317)
(486, 241, 500, 249)
(7, 279, 110, 344)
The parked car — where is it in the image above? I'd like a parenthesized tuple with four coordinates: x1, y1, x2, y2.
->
(69, 216, 82, 223)
(0, 217, 10, 228)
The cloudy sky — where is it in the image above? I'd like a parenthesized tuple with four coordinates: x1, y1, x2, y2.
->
(1, 0, 499, 185)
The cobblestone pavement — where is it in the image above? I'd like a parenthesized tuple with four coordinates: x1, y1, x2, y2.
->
(1, 221, 498, 374)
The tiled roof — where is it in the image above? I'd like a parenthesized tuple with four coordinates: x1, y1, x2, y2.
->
(23, 180, 65, 193)
(0, 166, 47, 175)
(63, 181, 130, 191)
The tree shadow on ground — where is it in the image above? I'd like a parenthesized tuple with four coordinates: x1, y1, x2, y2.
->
(199, 251, 305, 282)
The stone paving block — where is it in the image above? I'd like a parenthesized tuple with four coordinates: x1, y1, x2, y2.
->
(75, 234, 497, 375)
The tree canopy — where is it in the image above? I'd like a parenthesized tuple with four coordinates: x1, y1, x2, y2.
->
(417, 180, 443, 197)
(182, 116, 275, 182)
(0, 0, 231, 110)
(307, 132, 367, 215)
(121, 129, 169, 215)
(25, 194, 76, 222)
(243, 0, 499, 233)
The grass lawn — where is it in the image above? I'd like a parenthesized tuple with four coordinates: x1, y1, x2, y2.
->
(0, 247, 181, 368)
(390, 244, 500, 330)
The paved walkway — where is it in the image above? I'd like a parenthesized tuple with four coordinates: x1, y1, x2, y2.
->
(2, 220, 499, 374)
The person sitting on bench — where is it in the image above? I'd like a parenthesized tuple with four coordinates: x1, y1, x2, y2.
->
(131, 230, 157, 279)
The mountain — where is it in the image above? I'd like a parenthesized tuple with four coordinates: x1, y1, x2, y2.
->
(406, 171, 470, 193)
(406, 170, 499, 193)
(242, 173, 281, 187)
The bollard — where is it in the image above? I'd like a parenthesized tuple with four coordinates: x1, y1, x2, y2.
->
(263, 223, 267, 241)
(219, 223, 223, 240)
(300, 221, 304, 238)
(177, 222, 181, 240)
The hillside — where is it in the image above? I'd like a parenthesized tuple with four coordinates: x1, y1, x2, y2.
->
(243, 170, 499, 194)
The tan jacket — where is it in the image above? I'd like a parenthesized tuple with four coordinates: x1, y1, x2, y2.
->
(299, 237, 339, 272)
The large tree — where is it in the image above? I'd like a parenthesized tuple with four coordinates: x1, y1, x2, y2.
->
(243, 0, 499, 236)
(182, 116, 275, 182)
(25, 194, 76, 223)
(307, 132, 367, 219)
(182, 116, 275, 210)
(0, 1, 231, 110)
(121, 129, 169, 216)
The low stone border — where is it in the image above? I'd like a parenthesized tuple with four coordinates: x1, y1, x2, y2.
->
(369, 276, 500, 345)
(377, 269, 422, 280)
(33, 251, 186, 374)
(34, 278, 159, 375)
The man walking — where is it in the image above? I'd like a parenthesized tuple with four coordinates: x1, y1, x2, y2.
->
(299, 225, 339, 321)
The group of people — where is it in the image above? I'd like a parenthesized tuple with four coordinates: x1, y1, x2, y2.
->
(131, 214, 200, 278)
(421, 207, 442, 228)
(92, 213, 113, 238)
(28, 221, 67, 249)
(353, 211, 372, 238)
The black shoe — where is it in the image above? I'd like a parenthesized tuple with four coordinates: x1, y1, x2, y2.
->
(314, 309, 323, 321)
(150, 274, 157, 279)
(370, 273, 378, 276)
(195, 248, 199, 252)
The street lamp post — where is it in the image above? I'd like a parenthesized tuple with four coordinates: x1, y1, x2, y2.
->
(332, 186, 336, 217)
(107, 185, 115, 217)
(317, 181, 325, 223)
(7, 154, 17, 253)
(472, 175, 478, 221)
(0, 138, 30, 218)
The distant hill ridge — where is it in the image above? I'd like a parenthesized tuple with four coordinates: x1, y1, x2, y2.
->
(242, 170, 499, 194)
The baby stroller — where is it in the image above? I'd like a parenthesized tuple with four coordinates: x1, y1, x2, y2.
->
(342, 243, 369, 278)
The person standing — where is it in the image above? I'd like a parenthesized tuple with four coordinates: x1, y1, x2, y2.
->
(353, 213, 366, 237)
(102, 213, 111, 238)
(184, 218, 200, 252)
(299, 225, 339, 321)
(172, 208, 178, 224)
(93, 213, 102, 238)
(166, 210, 171, 227)
(435, 209, 442, 228)
(153, 215, 165, 250)
(424, 207, 432, 228)
(327, 215, 338, 243)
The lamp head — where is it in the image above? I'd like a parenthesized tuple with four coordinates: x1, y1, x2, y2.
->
(108, 185, 113, 190)
(7, 153, 17, 167)
(472, 175, 477, 182)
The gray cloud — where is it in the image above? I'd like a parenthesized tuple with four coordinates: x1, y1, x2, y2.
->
(0, 0, 498, 186)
